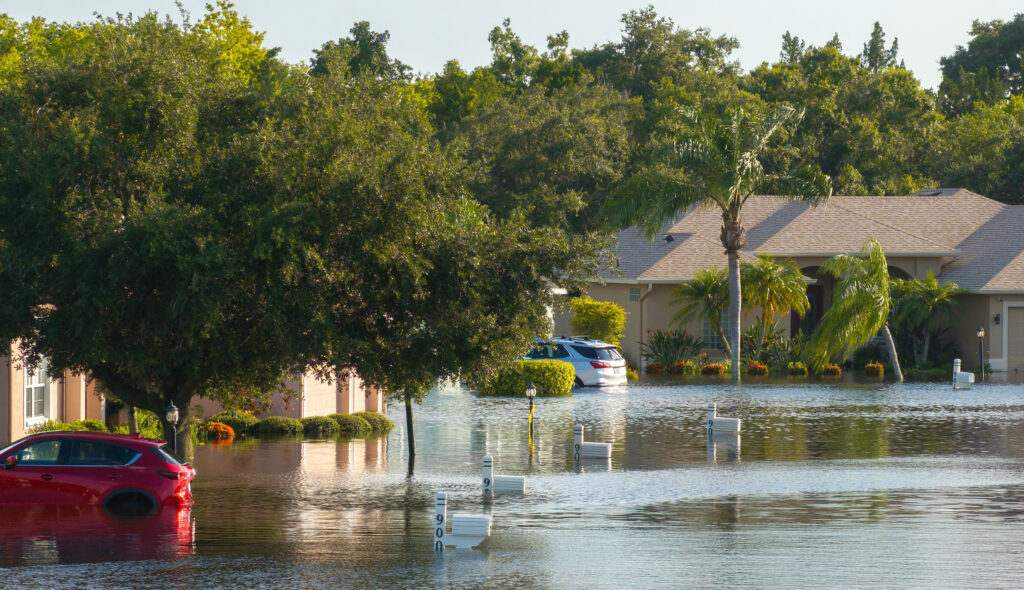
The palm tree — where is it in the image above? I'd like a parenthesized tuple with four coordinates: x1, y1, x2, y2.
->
(892, 272, 965, 366)
(605, 105, 831, 381)
(740, 255, 810, 358)
(670, 267, 731, 358)
(804, 239, 903, 381)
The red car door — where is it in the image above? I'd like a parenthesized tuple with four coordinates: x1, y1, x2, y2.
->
(0, 438, 65, 504)
(59, 439, 140, 505)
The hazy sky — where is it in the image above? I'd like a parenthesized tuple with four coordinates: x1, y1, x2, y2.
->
(4, 1, 1021, 90)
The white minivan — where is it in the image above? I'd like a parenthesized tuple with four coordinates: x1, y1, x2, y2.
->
(525, 337, 627, 387)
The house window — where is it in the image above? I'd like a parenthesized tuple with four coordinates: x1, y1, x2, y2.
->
(702, 310, 731, 351)
(25, 360, 50, 423)
(629, 287, 641, 302)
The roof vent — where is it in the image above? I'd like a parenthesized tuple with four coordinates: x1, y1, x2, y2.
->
(664, 234, 674, 243)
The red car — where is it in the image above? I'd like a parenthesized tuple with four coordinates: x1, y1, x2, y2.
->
(0, 431, 194, 512)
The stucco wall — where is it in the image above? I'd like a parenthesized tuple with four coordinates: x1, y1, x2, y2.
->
(301, 373, 337, 418)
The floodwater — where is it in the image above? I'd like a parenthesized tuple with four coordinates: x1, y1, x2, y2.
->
(4, 381, 1024, 588)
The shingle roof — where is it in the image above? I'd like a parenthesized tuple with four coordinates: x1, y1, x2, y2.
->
(606, 189, 1024, 292)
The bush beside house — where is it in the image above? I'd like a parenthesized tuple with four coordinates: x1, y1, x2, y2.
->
(568, 298, 626, 347)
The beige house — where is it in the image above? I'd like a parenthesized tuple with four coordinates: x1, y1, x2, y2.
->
(1, 343, 386, 445)
(190, 368, 386, 421)
(0, 342, 106, 446)
(553, 189, 1024, 376)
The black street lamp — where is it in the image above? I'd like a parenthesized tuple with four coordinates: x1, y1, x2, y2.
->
(525, 381, 537, 436)
(977, 325, 985, 381)
(165, 402, 179, 454)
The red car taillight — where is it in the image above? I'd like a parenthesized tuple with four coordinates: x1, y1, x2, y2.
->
(158, 469, 187, 480)
(590, 361, 611, 368)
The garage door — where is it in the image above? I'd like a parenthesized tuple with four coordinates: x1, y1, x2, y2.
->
(1008, 307, 1024, 376)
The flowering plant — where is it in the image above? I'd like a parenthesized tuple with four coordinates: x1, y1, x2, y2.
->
(821, 364, 842, 377)
(864, 362, 884, 377)
(700, 363, 726, 376)
(205, 421, 235, 440)
(747, 361, 769, 376)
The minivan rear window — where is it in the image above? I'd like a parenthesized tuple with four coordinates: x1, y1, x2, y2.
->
(570, 346, 622, 361)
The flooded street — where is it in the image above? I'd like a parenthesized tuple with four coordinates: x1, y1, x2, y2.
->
(4, 381, 1024, 588)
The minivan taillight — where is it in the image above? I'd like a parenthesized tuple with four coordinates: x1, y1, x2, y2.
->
(590, 361, 611, 368)
(158, 469, 185, 480)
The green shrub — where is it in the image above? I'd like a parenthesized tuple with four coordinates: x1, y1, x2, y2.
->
(700, 363, 726, 376)
(353, 412, 394, 434)
(641, 329, 702, 367)
(301, 416, 340, 437)
(28, 420, 81, 434)
(329, 414, 371, 436)
(821, 364, 842, 377)
(787, 361, 809, 376)
(568, 298, 626, 347)
(747, 361, 769, 376)
(71, 419, 108, 432)
(111, 409, 163, 439)
(254, 416, 303, 436)
(209, 410, 260, 435)
(626, 367, 639, 381)
(478, 360, 575, 397)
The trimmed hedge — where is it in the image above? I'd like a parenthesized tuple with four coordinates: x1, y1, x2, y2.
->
(353, 411, 394, 434)
(330, 414, 372, 436)
(747, 362, 769, 376)
(302, 416, 340, 437)
(478, 360, 575, 397)
(787, 361, 809, 376)
(700, 363, 726, 376)
(209, 410, 260, 435)
(255, 416, 303, 436)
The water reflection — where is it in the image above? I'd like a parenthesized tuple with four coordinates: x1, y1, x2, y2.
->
(707, 433, 741, 463)
(5, 382, 1024, 588)
(0, 504, 194, 567)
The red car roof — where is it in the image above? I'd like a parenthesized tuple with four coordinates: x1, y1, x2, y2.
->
(28, 431, 165, 446)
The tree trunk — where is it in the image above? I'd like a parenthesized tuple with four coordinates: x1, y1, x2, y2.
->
(882, 323, 903, 382)
(727, 250, 742, 382)
(404, 392, 415, 459)
(921, 329, 931, 367)
(128, 407, 139, 434)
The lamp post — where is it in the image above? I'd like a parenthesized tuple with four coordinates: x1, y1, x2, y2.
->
(525, 381, 537, 437)
(977, 325, 985, 381)
(165, 402, 179, 455)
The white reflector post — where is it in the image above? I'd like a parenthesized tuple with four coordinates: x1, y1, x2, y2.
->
(482, 455, 493, 494)
(434, 492, 447, 552)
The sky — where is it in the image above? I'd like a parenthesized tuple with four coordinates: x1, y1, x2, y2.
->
(3, 1, 1021, 90)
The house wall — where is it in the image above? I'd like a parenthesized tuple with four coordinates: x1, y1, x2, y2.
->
(190, 367, 383, 421)
(301, 372, 337, 417)
(0, 346, 98, 444)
